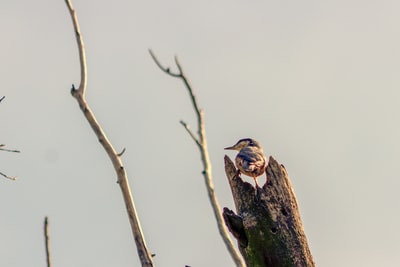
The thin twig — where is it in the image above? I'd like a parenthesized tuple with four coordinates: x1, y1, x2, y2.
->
(179, 120, 201, 147)
(174, 56, 203, 129)
(0, 96, 5, 102)
(0, 171, 16, 180)
(148, 49, 181, 77)
(0, 144, 21, 153)
(117, 147, 126, 157)
(44, 217, 51, 267)
(149, 50, 245, 267)
(0, 144, 19, 180)
(64, 1, 154, 266)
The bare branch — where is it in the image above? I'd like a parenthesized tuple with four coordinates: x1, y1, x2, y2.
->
(0, 144, 19, 180)
(64, 0, 86, 95)
(64, 1, 154, 266)
(148, 49, 181, 77)
(179, 120, 200, 147)
(117, 147, 126, 157)
(150, 50, 245, 267)
(44, 217, 52, 267)
(0, 144, 20, 153)
(173, 56, 203, 132)
(0, 171, 16, 180)
(150, 52, 204, 139)
(0, 96, 5, 102)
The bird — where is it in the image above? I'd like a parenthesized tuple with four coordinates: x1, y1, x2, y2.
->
(224, 138, 267, 187)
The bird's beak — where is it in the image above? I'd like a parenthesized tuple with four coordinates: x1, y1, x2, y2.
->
(224, 145, 235, 150)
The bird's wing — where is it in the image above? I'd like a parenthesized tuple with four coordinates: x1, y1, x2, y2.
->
(238, 149, 266, 167)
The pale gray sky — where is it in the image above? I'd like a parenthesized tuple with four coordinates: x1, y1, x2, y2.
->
(1, 0, 400, 266)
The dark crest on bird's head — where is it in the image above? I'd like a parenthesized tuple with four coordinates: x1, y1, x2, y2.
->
(238, 138, 261, 147)
(225, 138, 262, 151)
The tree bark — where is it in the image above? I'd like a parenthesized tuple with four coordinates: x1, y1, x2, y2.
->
(223, 156, 315, 267)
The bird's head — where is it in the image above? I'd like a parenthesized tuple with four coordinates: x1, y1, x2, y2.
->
(224, 138, 262, 151)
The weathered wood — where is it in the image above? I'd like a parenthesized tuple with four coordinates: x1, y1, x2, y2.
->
(223, 156, 315, 267)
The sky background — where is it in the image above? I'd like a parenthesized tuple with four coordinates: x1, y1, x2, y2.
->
(1, 0, 400, 266)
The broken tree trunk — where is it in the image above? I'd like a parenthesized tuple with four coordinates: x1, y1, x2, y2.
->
(223, 156, 315, 267)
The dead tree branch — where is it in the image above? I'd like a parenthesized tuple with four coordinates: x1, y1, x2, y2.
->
(0, 144, 21, 153)
(0, 143, 20, 180)
(149, 49, 245, 267)
(0, 171, 16, 180)
(64, 1, 153, 266)
(44, 217, 52, 267)
(223, 156, 315, 266)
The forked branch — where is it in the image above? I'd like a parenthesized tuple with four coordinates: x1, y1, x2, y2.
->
(64, 1, 153, 266)
(149, 49, 245, 267)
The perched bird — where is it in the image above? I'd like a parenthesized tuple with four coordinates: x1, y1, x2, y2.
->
(225, 138, 267, 187)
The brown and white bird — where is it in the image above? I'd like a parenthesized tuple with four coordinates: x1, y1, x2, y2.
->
(225, 138, 267, 187)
